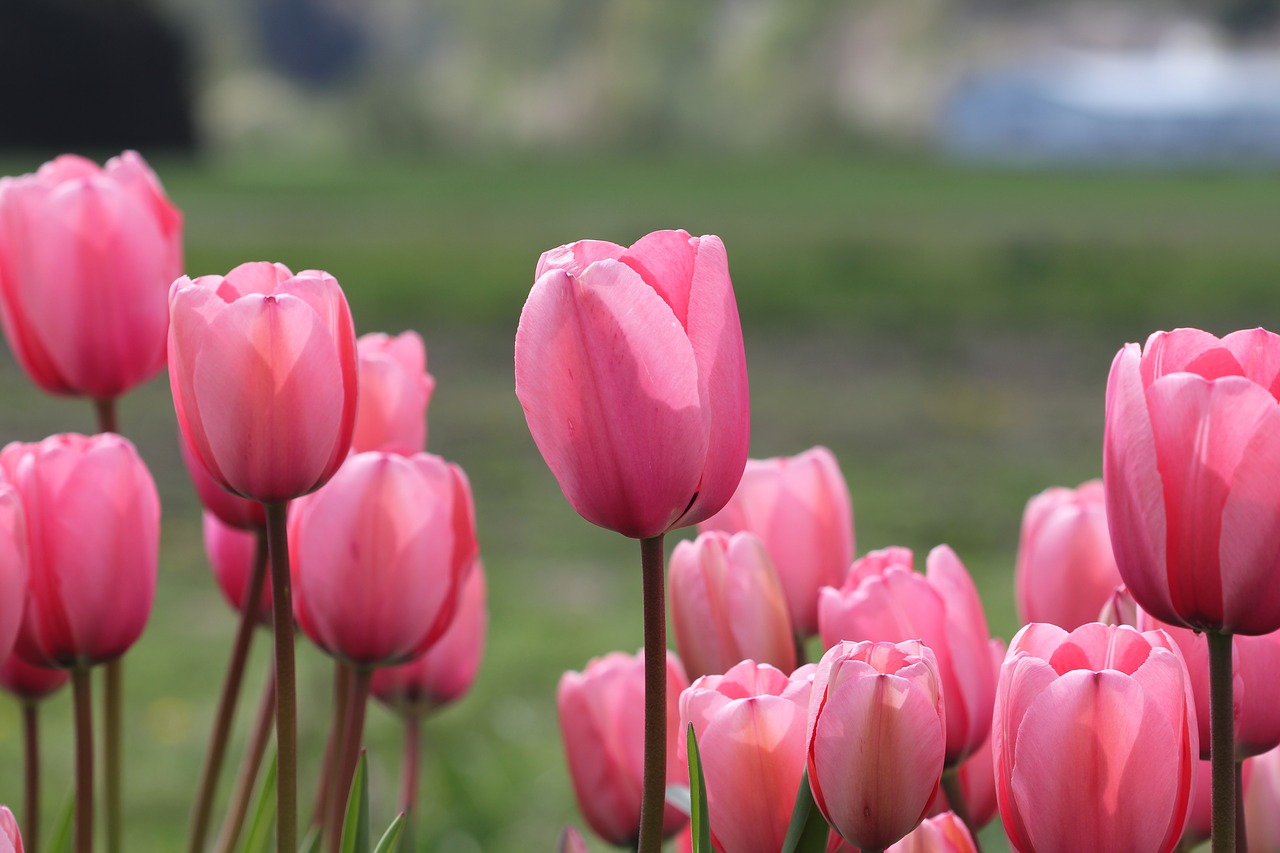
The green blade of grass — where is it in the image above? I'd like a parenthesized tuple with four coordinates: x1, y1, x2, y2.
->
(780, 768, 830, 853)
(371, 813, 406, 853)
(686, 724, 711, 853)
(339, 752, 370, 853)
(241, 754, 278, 853)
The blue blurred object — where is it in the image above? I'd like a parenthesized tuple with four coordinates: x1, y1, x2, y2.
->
(256, 0, 368, 89)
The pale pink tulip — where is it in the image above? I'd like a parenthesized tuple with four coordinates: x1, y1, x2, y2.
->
(993, 623, 1197, 853)
(558, 827, 588, 853)
(1105, 327, 1280, 634)
(818, 545, 995, 766)
(1, 434, 158, 668)
(289, 452, 477, 666)
(0, 487, 28, 668)
(1246, 747, 1280, 850)
(669, 531, 795, 679)
(806, 640, 946, 852)
(203, 511, 271, 627)
(699, 446, 853, 637)
(889, 812, 978, 853)
(0, 651, 68, 702)
(557, 650, 689, 846)
(371, 560, 487, 715)
(352, 331, 434, 455)
(1015, 480, 1121, 630)
(678, 660, 815, 853)
(930, 640, 1003, 832)
(0, 806, 21, 853)
(168, 261, 358, 504)
(0, 151, 182, 399)
(180, 435, 265, 531)
(515, 230, 749, 539)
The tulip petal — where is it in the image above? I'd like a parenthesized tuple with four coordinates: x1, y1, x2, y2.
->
(1140, 328, 1243, 385)
(1217, 404, 1280, 634)
(1223, 328, 1280, 395)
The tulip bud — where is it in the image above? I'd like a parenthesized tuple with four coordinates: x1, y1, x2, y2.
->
(203, 511, 271, 627)
(0, 651, 68, 703)
(0, 806, 22, 853)
(352, 331, 434, 456)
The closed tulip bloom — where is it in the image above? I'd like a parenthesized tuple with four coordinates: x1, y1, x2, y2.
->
(0, 651, 68, 702)
(0, 806, 21, 853)
(371, 560, 487, 715)
(889, 812, 978, 853)
(993, 623, 1197, 853)
(203, 511, 271, 627)
(1245, 747, 1280, 850)
(930, 640, 1004, 832)
(180, 435, 265, 531)
(352, 331, 434, 455)
(515, 230, 749, 539)
(0, 488, 28, 667)
(290, 451, 478, 667)
(669, 531, 795, 679)
(807, 640, 946, 852)
(1015, 480, 1121, 630)
(678, 660, 815, 853)
(558, 650, 690, 846)
(818, 546, 995, 766)
(0, 152, 182, 400)
(1105, 327, 1280, 635)
(168, 261, 358, 504)
(1, 434, 158, 668)
(557, 827, 588, 853)
(699, 446, 854, 637)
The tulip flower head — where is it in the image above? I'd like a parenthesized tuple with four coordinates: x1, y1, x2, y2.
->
(168, 261, 358, 504)
(0, 650, 68, 703)
(515, 230, 750, 539)
(1104, 327, 1280, 634)
(0, 486, 28, 669)
(0, 806, 21, 853)
(352, 330, 434, 455)
(0, 151, 182, 400)
(1246, 747, 1280, 850)
(203, 511, 271, 627)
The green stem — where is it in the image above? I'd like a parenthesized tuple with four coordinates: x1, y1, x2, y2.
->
(327, 666, 372, 853)
(72, 666, 94, 853)
(637, 534, 667, 853)
(264, 501, 297, 853)
(213, 664, 277, 853)
(22, 702, 39, 853)
(103, 660, 122, 853)
(312, 660, 352, 840)
(1209, 630, 1236, 853)
(400, 713, 422, 818)
(187, 529, 269, 853)
(941, 767, 983, 853)
(793, 632, 808, 667)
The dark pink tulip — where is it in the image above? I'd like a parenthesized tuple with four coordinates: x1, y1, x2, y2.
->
(352, 331, 434, 456)
(993, 623, 1197, 853)
(0, 806, 21, 853)
(1246, 747, 1280, 850)
(203, 511, 271, 627)
(1104, 327, 1280, 634)
(678, 660, 814, 853)
(557, 650, 690, 846)
(515, 230, 749, 539)
(168, 261, 358, 504)
(289, 451, 477, 667)
(180, 435, 265, 531)
(0, 152, 182, 400)
(1, 435, 158, 668)
(1015, 480, 1121, 630)
(669, 531, 795, 679)
(806, 640, 946, 852)
(818, 545, 995, 766)
(699, 446, 854, 637)
(371, 560, 487, 715)
(0, 651, 68, 702)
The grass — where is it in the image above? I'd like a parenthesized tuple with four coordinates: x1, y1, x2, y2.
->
(0, 152, 1275, 851)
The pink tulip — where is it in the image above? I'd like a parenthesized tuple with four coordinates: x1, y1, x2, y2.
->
(0, 806, 21, 853)
(0, 487, 28, 668)
(180, 435, 265, 531)
(1015, 480, 1121, 630)
(371, 560, 487, 715)
(168, 261, 358, 504)
(888, 812, 978, 853)
(515, 230, 749, 539)
(1104, 327, 1280, 635)
(557, 650, 690, 846)
(930, 640, 1004, 832)
(0, 151, 182, 400)
(678, 660, 815, 853)
(698, 446, 854, 637)
(993, 622, 1197, 853)
(669, 531, 795, 679)
(0, 651, 68, 703)
(203, 511, 271, 627)
(806, 640, 947, 852)
(352, 331, 434, 456)
(289, 451, 477, 667)
(1246, 747, 1280, 850)
(558, 827, 589, 853)
(1, 434, 158, 668)
(818, 545, 995, 766)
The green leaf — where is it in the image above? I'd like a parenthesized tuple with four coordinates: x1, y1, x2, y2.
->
(780, 768, 830, 853)
(242, 754, 278, 853)
(371, 813, 406, 853)
(298, 826, 323, 853)
(339, 752, 371, 853)
(44, 792, 74, 853)
(686, 724, 711, 853)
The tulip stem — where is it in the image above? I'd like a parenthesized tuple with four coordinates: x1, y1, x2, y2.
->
(188, 529, 269, 853)
(72, 665, 94, 853)
(214, 664, 277, 853)
(22, 702, 39, 853)
(103, 659, 122, 853)
(313, 661, 352, 840)
(1209, 629, 1236, 853)
(637, 534, 667, 853)
(264, 501, 298, 853)
(941, 768, 983, 853)
(93, 398, 118, 435)
(400, 713, 422, 818)
(328, 665, 372, 853)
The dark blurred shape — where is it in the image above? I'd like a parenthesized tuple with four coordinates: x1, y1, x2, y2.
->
(256, 0, 368, 90)
(0, 0, 197, 153)
(1220, 0, 1280, 37)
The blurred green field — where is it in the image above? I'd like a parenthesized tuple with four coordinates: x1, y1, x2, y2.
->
(0, 154, 1276, 851)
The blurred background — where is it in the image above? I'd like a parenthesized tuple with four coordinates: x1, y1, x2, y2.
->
(2, 0, 1280, 850)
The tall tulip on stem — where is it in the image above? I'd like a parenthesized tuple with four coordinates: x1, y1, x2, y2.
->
(516, 231, 749, 852)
